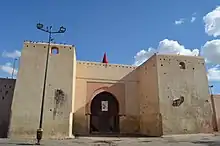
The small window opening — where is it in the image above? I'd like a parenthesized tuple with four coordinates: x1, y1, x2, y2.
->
(51, 47, 59, 55)
(179, 62, 186, 69)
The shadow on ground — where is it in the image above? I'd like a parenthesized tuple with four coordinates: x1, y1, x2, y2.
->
(93, 140, 117, 146)
(192, 141, 220, 146)
(0, 142, 36, 145)
(74, 133, 155, 138)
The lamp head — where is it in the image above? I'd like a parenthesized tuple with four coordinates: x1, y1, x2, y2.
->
(59, 26, 66, 33)
(36, 23, 44, 29)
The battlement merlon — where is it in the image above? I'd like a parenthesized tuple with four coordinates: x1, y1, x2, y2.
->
(23, 40, 75, 47)
(77, 61, 137, 69)
(156, 53, 204, 60)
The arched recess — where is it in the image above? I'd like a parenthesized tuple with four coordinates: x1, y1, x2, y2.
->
(90, 91, 120, 134)
(87, 87, 113, 114)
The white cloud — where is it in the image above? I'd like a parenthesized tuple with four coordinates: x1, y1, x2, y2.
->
(207, 65, 220, 81)
(2, 50, 21, 59)
(0, 62, 17, 76)
(203, 6, 220, 37)
(201, 39, 220, 64)
(191, 17, 196, 23)
(175, 18, 185, 25)
(134, 48, 157, 66)
(134, 39, 199, 66)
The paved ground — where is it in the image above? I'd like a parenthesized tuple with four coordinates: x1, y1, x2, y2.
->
(0, 133, 220, 146)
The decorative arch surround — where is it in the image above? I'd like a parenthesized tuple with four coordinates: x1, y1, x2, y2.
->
(84, 82, 126, 135)
(91, 87, 111, 101)
(86, 82, 125, 115)
(90, 91, 119, 114)
(88, 87, 115, 113)
(89, 91, 120, 134)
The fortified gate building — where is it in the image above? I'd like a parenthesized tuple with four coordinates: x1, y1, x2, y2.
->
(4, 41, 215, 138)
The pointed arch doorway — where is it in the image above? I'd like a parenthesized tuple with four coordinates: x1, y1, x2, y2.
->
(90, 91, 120, 134)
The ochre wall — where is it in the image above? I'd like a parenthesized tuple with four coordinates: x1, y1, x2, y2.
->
(138, 54, 162, 136)
(9, 42, 76, 138)
(74, 61, 139, 135)
(0, 78, 16, 138)
(156, 55, 213, 134)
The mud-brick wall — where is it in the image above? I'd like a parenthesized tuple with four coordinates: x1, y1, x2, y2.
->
(138, 54, 162, 136)
(156, 55, 213, 134)
(10, 42, 76, 138)
(74, 61, 139, 135)
(0, 78, 16, 138)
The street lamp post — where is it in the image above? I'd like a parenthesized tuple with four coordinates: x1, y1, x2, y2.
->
(11, 58, 18, 79)
(36, 23, 66, 145)
(209, 85, 218, 131)
(209, 85, 214, 95)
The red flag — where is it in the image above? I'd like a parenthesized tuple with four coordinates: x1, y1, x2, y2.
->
(102, 52, 108, 63)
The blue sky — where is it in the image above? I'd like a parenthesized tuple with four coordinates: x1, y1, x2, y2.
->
(0, 0, 220, 93)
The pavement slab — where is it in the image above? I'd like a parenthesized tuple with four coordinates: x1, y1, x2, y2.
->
(0, 134, 220, 146)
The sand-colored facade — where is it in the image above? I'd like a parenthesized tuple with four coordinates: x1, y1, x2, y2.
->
(7, 41, 216, 138)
